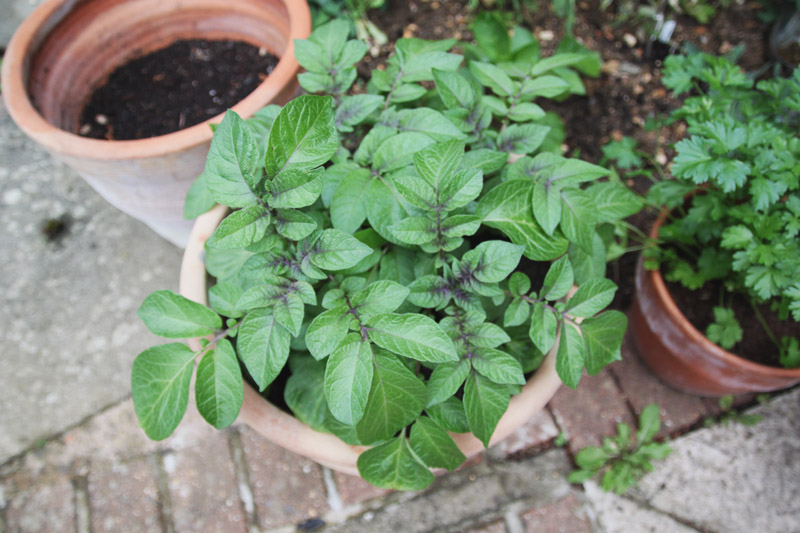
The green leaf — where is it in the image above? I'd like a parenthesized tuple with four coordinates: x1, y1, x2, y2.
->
(720, 225, 754, 250)
(373, 132, 436, 174)
(357, 436, 434, 491)
(138, 290, 222, 338)
(208, 281, 244, 318)
(529, 302, 558, 354)
(410, 417, 467, 471)
(396, 108, 466, 142)
(132, 343, 196, 440)
(509, 102, 546, 122)
(269, 168, 324, 209)
(705, 306, 743, 350)
(565, 279, 617, 318)
(441, 215, 482, 238)
(532, 180, 562, 235)
(351, 280, 410, 317)
(588, 182, 643, 223)
(463, 241, 525, 283)
(469, 61, 517, 97)
(560, 188, 597, 254)
(207, 206, 271, 250)
(569, 234, 607, 285)
(331, 167, 374, 233)
(237, 309, 291, 390)
(204, 110, 260, 208)
(427, 359, 471, 407)
(265, 95, 338, 178)
(471, 12, 511, 61)
(497, 124, 550, 154)
(356, 350, 427, 444)
(367, 313, 459, 363)
(407, 275, 451, 309)
(556, 321, 585, 389)
(335, 94, 384, 132)
(195, 339, 243, 429)
(305, 306, 351, 360)
(390, 216, 437, 245)
(184, 172, 216, 220)
(284, 355, 328, 431)
(440, 168, 484, 210)
(503, 298, 530, 327)
(520, 76, 570, 98)
(273, 291, 305, 337)
(478, 180, 569, 260)
(581, 311, 626, 375)
(472, 348, 526, 386)
(433, 68, 476, 109)
(426, 396, 470, 433)
(413, 139, 465, 190)
(274, 209, 318, 241)
(530, 53, 588, 76)
(463, 371, 510, 448)
(542, 255, 574, 301)
(310, 229, 373, 271)
(325, 334, 374, 426)
(636, 404, 662, 444)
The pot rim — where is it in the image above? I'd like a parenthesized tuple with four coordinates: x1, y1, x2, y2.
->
(646, 209, 800, 377)
(180, 205, 564, 476)
(0, 0, 310, 160)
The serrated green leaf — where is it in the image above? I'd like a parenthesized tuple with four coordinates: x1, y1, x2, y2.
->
(581, 311, 626, 375)
(433, 68, 476, 109)
(440, 168, 484, 210)
(238, 309, 291, 390)
(560, 188, 597, 254)
(427, 359, 471, 407)
(368, 313, 459, 363)
(273, 291, 304, 337)
(390, 216, 437, 245)
(463, 241, 524, 283)
(351, 280, 410, 317)
(274, 209, 318, 241)
(132, 343, 196, 440)
(195, 339, 243, 429)
(464, 371, 510, 448)
(588, 182, 643, 223)
(705, 306, 743, 350)
(356, 350, 427, 444)
(373, 132, 436, 174)
(265, 95, 338, 178)
(407, 275, 451, 309)
(138, 290, 222, 338)
(207, 206, 271, 250)
(269, 168, 324, 209)
(204, 110, 261, 208)
(556, 321, 585, 389)
(472, 348, 526, 385)
(357, 436, 435, 490)
(565, 279, 617, 317)
(325, 334, 374, 426)
(310, 229, 373, 271)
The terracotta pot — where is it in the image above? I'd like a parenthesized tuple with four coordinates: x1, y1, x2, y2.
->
(180, 205, 564, 476)
(631, 212, 800, 396)
(1, 0, 309, 246)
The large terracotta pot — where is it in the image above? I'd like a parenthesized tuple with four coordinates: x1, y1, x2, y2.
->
(1, 0, 309, 246)
(180, 205, 564, 476)
(631, 212, 800, 396)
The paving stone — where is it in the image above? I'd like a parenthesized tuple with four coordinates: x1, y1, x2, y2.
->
(632, 389, 800, 533)
(495, 408, 559, 457)
(333, 472, 390, 506)
(88, 458, 161, 533)
(584, 481, 699, 533)
(4, 476, 76, 533)
(610, 334, 710, 437)
(164, 431, 246, 533)
(238, 426, 329, 530)
(549, 368, 635, 453)
(520, 493, 593, 533)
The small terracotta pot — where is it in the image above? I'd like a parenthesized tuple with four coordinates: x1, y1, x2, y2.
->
(180, 205, 564, 476)
(1, 0, 309, 246)
(631, 212, 800, 396)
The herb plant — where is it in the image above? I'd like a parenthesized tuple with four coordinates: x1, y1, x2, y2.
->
(646, 53, 800, 368)
(132, 18, 638, 490)
(568, 404, 673, 494)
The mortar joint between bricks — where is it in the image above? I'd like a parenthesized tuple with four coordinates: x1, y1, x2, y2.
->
(71, 475, 91, 533)
(226, 427, 260, 533)
(149, 452, 176, 533)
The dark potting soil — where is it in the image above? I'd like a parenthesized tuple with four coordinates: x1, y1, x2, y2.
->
(665, 278, 800, 368)
(78, 39, 279, 140)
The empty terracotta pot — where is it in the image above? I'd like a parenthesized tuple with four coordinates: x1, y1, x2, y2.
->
(1, 0, 310, 246)
(631, 212, 800, 396)
(179, 205, 565, 476)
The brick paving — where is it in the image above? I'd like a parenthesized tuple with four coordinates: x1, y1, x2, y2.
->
(0, 328, 771, 532)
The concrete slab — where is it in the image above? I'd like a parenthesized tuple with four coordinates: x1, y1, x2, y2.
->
(632, 388, 800, 533)
(1, 0, 41, 48)
(0, 99, 183, 462)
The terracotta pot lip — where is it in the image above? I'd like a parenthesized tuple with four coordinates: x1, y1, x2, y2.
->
(646, 209, 800, 377)
(0, 0, 310, 160)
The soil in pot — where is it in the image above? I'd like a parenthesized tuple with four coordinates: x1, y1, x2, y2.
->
(78, 39, 279, 140)
(665, 278, 800, 368)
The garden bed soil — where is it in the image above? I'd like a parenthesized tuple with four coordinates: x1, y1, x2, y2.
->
(78, 39, 279, 140)
(665, 278, 800, 368)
